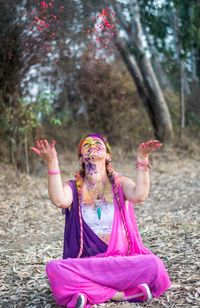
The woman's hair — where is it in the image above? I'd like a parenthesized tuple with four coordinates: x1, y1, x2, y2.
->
(76, 133, 115, 182)
(75, 133, 132, 257)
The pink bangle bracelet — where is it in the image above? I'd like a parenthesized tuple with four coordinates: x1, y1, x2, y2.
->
(136, 160, 151, 170)
(48, 170, 61, 175)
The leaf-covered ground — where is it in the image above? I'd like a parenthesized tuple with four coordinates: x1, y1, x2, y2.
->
(0, 148, 200, 308)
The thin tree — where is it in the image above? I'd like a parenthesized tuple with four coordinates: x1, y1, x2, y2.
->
(110, 0, 174, 142)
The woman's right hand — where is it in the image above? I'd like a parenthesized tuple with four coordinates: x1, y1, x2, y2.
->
(30, 139, 58, 162)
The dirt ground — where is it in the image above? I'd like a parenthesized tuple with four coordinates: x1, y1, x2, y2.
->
(0, 147, 200, 308)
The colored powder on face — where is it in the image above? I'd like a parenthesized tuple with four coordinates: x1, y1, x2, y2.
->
(78, 134, 111, 160)
(81, 137, 105, 157)
(84, 161, 96, 174)
(82, 137, 97, 146)
(86, 133, 107, 143)
(81, 136, 106, 153)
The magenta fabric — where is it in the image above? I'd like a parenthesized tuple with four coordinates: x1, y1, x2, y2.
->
(46, 181, 171, 307)
(92, 182, 153, 257)
(46, 254, 171, 307)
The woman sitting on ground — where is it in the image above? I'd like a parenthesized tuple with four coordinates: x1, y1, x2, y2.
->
(31, 133, 171, 308)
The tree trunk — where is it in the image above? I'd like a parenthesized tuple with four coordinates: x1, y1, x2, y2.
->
(145, 32, 172, 91)
(180, 60, 185, 134)
(113, 0, 174, 142)
(115, 38, 159, 138)
(25, 132, 30, 175)
(173, 7, 186, 135)
(191, 48, 198, 83)
(137, 51, 174, 142)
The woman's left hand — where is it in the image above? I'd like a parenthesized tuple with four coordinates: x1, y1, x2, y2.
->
(137, 139, 163, 159)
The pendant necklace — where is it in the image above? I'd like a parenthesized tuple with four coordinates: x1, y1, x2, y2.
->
(84, 179, 108, 220)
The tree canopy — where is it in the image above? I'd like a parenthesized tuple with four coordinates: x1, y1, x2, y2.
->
(0, 0, 199, 171)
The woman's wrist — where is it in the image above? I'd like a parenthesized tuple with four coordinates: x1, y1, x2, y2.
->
(137, 153, 149, 161)
(47, 157, 59, 170)
(136, 153, 151, 171)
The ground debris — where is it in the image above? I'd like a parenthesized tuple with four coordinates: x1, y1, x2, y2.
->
(0, 156, 200, 307)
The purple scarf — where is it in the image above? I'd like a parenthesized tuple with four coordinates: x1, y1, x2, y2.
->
(62, 180, 107, 259)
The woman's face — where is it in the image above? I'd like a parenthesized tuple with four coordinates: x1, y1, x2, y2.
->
(80, 137, 107, 161)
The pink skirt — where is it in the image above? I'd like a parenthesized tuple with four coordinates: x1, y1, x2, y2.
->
(46, 254, 171, 307)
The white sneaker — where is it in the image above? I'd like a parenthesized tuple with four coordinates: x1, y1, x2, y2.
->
(139, 283, 153, 302)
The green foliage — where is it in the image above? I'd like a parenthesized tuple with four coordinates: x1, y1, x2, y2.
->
(164, 90, 180, 133)
(188, 112, 200, 126)
(2, 92, 61, 135)
(187, 85, 200, 134)
(0, 92, 62, 170)
(140, 0, 200, 78)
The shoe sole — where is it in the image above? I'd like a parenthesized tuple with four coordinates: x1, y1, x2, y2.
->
(75, 294, 85, 308)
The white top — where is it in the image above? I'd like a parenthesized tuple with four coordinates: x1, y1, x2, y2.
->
(81, 200, 115, 236)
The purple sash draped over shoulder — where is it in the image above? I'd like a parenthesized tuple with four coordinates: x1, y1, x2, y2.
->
(62, 180, 108, 259)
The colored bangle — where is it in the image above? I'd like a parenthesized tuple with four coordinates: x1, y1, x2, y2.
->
(136, 160, 151, 170)
(48, 170, 61, 175)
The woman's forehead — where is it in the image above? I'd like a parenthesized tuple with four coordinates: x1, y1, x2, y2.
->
(82, 136, 104, 144)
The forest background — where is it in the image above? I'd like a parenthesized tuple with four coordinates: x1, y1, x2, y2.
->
(1, 1, 200, 307)
(0, 0, 200, 174)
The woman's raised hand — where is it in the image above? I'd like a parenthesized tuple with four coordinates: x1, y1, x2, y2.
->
(137, 139, 163, 159)
(30, 139, 58, 162)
